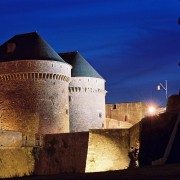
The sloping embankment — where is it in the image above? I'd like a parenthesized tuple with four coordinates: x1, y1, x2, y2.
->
(139, 112, 179, 166)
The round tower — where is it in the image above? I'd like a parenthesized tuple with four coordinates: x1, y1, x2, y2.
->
(0, 32, 71, 142)
(60, 51, 106, 132)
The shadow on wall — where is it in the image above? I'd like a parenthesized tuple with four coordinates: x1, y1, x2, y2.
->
(33, 129, 131, 175)
(34, 132, 89, 175)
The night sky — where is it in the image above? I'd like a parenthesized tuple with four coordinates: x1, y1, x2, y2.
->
(0, 0, 180, 106)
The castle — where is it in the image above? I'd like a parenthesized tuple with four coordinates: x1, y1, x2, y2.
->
(0, 32, 106, 145)
(0, 32, 180, 178)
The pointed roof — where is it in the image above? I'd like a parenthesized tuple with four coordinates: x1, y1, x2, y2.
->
(0, 32, 65, 63)
(59, 51, 103, 79)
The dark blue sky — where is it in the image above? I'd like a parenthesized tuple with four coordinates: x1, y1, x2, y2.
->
(0, 0, 180, 106)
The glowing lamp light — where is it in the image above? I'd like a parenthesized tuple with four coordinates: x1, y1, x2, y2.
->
(148, 105, 157, 116)
(156, 85, 161, 91)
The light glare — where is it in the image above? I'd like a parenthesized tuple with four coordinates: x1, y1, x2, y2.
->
(148, 106, 156, 115)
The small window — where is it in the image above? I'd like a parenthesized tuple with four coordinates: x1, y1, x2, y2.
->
(66, 109, 69, 115)
(69, 96, 71, 102)
(102, 123, 104, 128)
(113, 104, 117, 109)
(125, 115, 128, 121)
(99, 113, 102, 118)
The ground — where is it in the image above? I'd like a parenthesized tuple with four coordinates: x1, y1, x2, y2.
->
(11, 164, 180, 180)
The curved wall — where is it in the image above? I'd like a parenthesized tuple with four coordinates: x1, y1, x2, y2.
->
(0, 60, 71, 137)
(69, 77, 106, 132)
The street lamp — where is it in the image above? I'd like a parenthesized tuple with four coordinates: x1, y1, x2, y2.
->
(156, 80, 168, 99)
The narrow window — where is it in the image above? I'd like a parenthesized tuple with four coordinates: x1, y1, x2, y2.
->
(113, 104, 117, 109)
(125, 115, 128, 121)
(99, 113, 102, 118)
(66, 109, 69, 115)
(69, 96, 71, 102)
(102, 123, 104, 128)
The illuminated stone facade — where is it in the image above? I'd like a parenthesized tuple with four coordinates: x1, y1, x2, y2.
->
(60, 52, 106, 132)
(106, 102, 148, 125)
(0, 32, 72, 145)
(0, 60, 71, 139)
(69, 77, 106, 132)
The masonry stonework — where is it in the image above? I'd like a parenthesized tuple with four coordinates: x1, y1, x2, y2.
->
(0, 130, 22, 147)
(0, 60, 71, 140)
(69, 77, 106, 132)
(85, 129, 130, 172)
(106, 102, 148, 125)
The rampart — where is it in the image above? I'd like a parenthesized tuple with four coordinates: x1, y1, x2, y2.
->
(106, 102, 148, 125)
(34, 129, 130, 175)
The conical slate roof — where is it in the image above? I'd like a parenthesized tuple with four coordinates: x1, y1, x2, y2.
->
(0, 32, 65, 63)
(59, 51, 103, 79)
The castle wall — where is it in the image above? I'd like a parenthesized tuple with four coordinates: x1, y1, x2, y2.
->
(0, 60, 71, 139)
(34, 132, 89, 174)
(105, 118, 133, 129)
(85, 129, 130, 172)
(106, 102, 147, 125)
(69, 77, 106, 132)
(34, 129, 130, 175)
(0, 147, 34, 178)
(0, 130, 22, 147)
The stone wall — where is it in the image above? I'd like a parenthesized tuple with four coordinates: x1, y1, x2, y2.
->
(34, 129, 130, 175)
(69, 77, 106, 132)
(106, 102, 148, 125)
(35, 132, 89, 175)
(104, 118, 133, 129)
(129, 122, 141, 148)
(0, 60, 71, 141)
(0, 147, 34, 178)
(85, 129, 130, 172)
(0, 130, 22, 147)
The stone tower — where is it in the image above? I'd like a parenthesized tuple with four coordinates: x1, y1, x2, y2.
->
(0, 32, 71, 143)
(60, 51, 106, 132)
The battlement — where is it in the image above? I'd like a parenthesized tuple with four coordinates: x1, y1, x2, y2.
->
(0, 72, 70, 82)
(68, 86, 105, 93)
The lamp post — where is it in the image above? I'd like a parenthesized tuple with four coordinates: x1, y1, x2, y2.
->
(157, 80, 168, 99)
